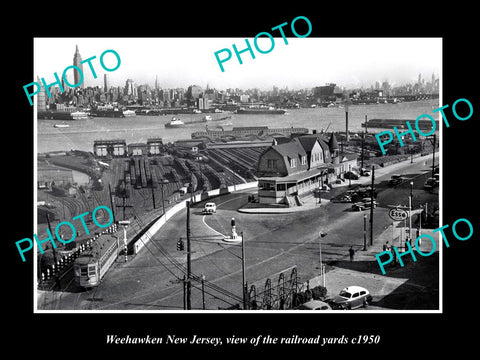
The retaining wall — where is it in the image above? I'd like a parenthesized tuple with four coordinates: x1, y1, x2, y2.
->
(132, 181, 258, 254)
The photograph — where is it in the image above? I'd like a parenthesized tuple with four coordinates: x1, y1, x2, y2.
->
(32, 37, 442, 312)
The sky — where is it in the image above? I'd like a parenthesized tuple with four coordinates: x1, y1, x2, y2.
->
(34, 37, 442, 91)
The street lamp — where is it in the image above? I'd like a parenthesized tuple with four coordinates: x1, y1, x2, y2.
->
(319, 231, 327, 288)
(409, 181, 413, 244)
(118, 220, 130, 262)
(363, 214, 367, 251)
(159, 179, 169, 217)
(201, 274, 206, 310)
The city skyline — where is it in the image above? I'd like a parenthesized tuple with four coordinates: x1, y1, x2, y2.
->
(34, 37, 442, 92)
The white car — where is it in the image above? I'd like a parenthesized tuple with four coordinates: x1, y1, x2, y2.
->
(297, 300, 332, 310)
(203, 202, 217, 214)
(331, 286, 372, 309)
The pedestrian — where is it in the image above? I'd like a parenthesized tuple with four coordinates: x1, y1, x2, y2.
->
(383, 241, 390, 251)
(349, 246, 355, 261)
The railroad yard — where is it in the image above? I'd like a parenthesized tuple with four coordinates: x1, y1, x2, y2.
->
(36, 144, 267, 274)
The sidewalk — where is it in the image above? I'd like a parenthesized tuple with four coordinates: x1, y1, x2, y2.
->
(308, 224, 441, 310)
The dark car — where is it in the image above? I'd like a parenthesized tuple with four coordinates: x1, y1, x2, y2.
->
(331, 286, 372, 310)
(351, 197, 377, 211)
(388, 174, 406, 186)
(424, 177, 439, 190)
(344, 171, 360, 180)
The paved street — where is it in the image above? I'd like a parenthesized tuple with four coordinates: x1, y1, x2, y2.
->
(37, 153, 439, 311)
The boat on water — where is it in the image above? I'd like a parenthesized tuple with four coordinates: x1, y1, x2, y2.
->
(362, 118, 439, 130)
(54, 123, 70, 128)
(165, 117, 185, 128)
(203, 115, 213, 121)
(91, 109, 124, 118)
(235, 106, 286, 115)
(70, 111, 89, 120)
(123, 110, 136, 117)
(38, 110, 89, 120)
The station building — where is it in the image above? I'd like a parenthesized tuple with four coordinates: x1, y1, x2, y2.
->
(257, 132, 358, 205)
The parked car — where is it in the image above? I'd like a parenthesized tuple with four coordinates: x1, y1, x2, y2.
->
(351, 197, 377, 211)
(202, 202, 217, 214)
(360, 168, 371, 176)
(344, 171, 360, 180)
(297, 299, 332, 310)
(338, 194, 353, 202)
(355, 185, 377, 198)
(331, 286, 372, 310)
(424, 177, 439, 190)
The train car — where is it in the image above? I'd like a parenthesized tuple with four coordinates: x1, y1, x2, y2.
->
(134, 157, 141, 189)
(130, 164, 136, 187)
(73, 234, 119, 288)
(144, 158, 152, 184)
(140, 158, 147, 188)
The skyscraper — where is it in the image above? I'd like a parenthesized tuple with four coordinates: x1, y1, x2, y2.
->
(37, 76, 46, 112)
(104, 74, 109, 92)
(73, 45, 84, 89)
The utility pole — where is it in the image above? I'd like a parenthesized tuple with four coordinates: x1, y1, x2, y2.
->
(151, 185, 156, 209)
(363, 214, 367, 251)
(409, 181, 414, 242)
(183, 275, 187, 310)
(201, 274, 206, 310)
(45, 213, 57, 264)
(369, 166, 375, 246)
(432, 133, 436, 178)
(108, 183, 116, 223)
(345, 101, 349, 143)
(361, 132, 365, 170)
(241, 231, 246, 310)
(186, 200, 192, 310)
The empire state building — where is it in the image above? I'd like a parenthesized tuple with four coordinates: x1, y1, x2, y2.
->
(73, 45, 84, 89)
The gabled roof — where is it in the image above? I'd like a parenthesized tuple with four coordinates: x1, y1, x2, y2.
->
(295, 134, 330, 153)
(295, 136, 318, 152)
(272, 139, 306, 158)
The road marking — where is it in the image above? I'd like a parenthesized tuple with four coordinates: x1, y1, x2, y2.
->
(200, 194, 246, 237)
(202, 215, 225, 237)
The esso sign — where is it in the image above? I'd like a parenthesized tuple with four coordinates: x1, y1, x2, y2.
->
(388, 208, 408, 221)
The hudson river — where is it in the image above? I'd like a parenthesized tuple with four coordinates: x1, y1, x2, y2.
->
(37, 99, 439, 153)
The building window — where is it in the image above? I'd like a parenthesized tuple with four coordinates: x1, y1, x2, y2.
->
(267, 159, 278, 169)
(290, 158, 296, 168)
(301, 156, 307, 165)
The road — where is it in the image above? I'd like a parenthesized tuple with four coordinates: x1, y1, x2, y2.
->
(37, 155, 438, 311)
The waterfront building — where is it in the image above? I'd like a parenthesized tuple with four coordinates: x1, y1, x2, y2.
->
(73, 45, 84, 89)
(128, 143, 148, 156)
(147, 138, 163, 155)
(192, 126, 308, 140)
(93, 139, 127, 157)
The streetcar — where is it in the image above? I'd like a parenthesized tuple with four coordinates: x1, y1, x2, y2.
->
(73, 233, 120, 288)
